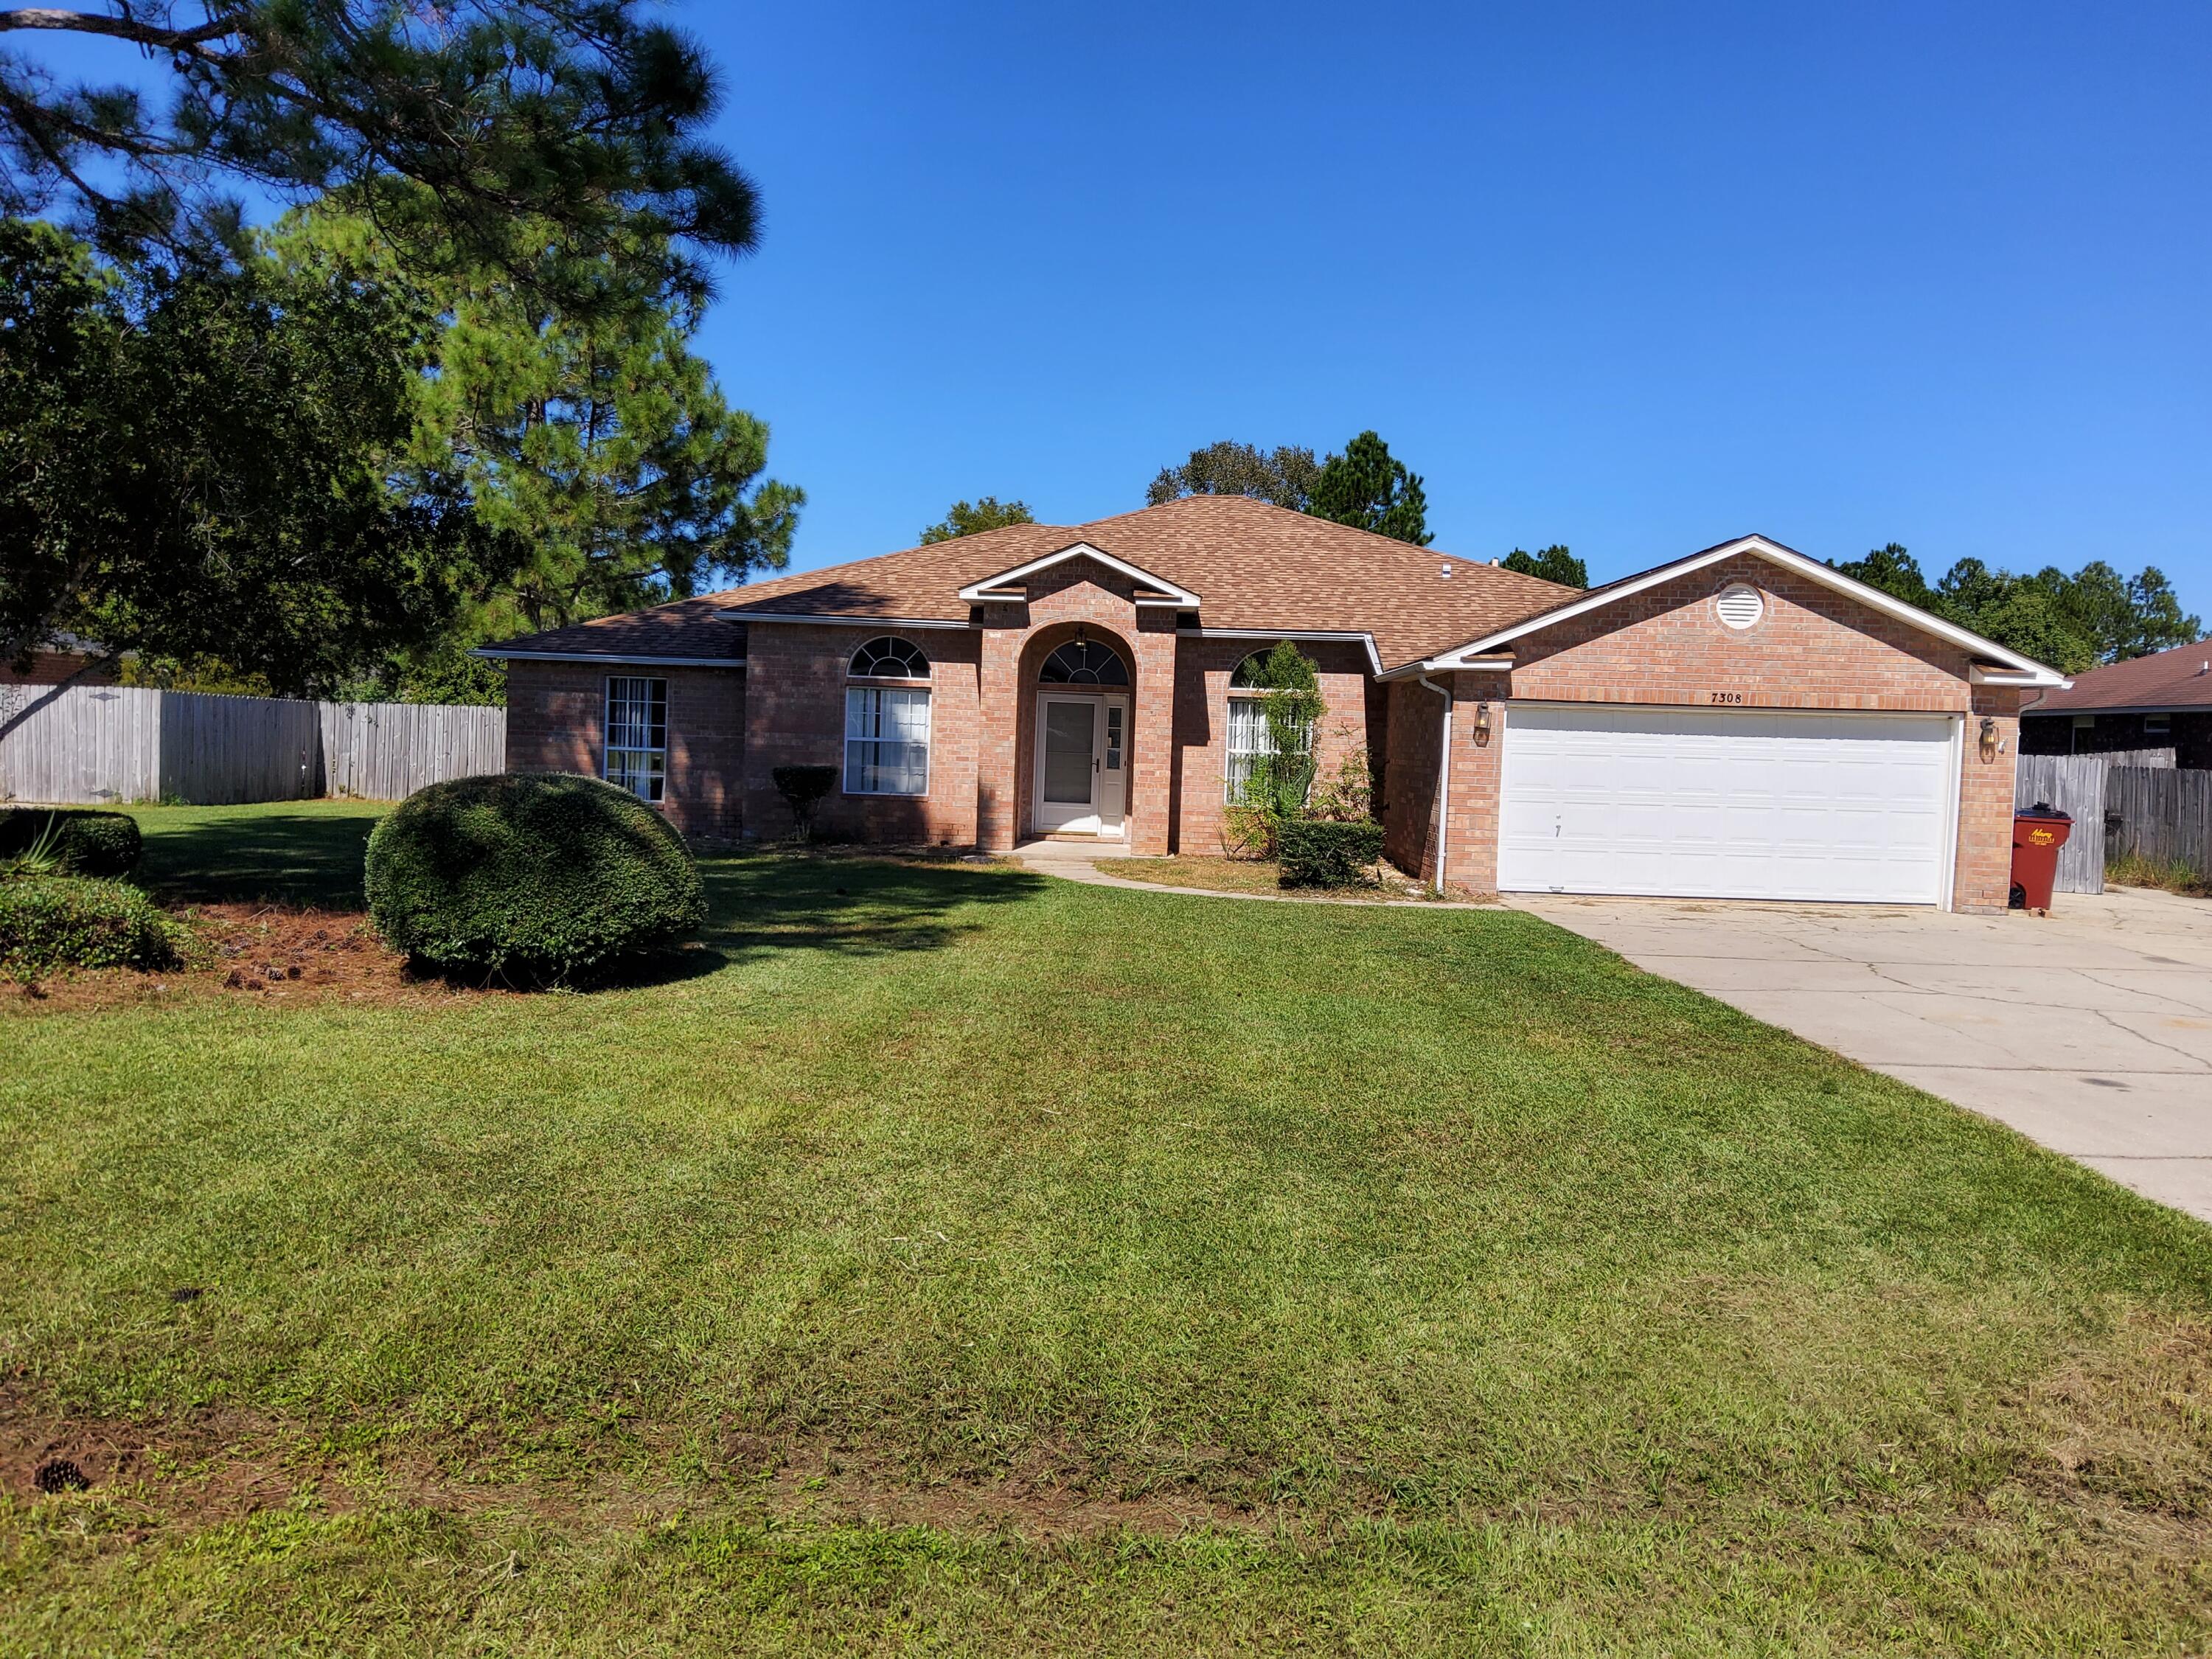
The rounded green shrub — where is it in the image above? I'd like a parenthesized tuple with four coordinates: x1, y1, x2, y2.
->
(364, 773, 706, 978)
(0, 807, 142, 878)
(0, 874, 189, 976)
(1277, 818, 1385, 889)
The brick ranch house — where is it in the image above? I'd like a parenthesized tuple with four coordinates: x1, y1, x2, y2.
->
(2018, 635, 2212, 768)
(481, 495, 2069, 911)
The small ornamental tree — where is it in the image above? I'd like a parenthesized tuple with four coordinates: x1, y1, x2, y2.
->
(771, 765, 835, 841)
(1223, 641, 1324, 855)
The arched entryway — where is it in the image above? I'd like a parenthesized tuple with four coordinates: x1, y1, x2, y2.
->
(1018, 625, 1134, 841)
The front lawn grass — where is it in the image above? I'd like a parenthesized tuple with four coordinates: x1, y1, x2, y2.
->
(128, 798, 388, 909)
(4, 821, 2211, 1654)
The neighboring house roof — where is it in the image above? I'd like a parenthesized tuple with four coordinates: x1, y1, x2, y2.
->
(1393, 534, 2072, 688)
(477, 495, 1574, 672)
(2022, 636, 2212, 714)
(473, 597, 753, 667)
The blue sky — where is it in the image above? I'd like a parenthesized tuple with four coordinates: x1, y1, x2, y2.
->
(698, 1, 2210, 613)
(19, 2, 2212, 615)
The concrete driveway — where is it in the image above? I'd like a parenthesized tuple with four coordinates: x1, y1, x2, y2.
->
(1512, 886, 2212, 1224)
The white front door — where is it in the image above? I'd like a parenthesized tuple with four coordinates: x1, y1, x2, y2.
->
(1034, 694, 1129, 838)
(1498, 703, 1958, 904)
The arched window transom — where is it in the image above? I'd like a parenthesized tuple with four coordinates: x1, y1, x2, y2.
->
(1039, 639, 1129, 685)
(1229, 648, 1278, 688)
(849, 636, 931, 680)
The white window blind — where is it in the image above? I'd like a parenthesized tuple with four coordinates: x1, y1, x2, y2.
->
(605, 677, 667, 802)
(845, 686, 931, 796)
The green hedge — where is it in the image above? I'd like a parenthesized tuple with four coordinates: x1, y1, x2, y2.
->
(1278, 818, 1385, 889)
(0, 874, 188, 976)
(0, 807, 142, 878)
(365, 773, 706, 978)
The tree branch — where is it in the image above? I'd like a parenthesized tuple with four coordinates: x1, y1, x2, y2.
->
(0, 7, 244, 58)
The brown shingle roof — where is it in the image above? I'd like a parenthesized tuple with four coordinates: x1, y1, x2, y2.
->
(482, 496, 1574, 672)
(2025, 637, 2212, 713)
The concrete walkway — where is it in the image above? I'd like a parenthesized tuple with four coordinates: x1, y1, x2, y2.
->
(1009, 842, 1500, 909)
(1512, 887, 2212, 1223)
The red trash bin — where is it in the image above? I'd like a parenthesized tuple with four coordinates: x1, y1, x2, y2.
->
(2010, 805, 2073, 914)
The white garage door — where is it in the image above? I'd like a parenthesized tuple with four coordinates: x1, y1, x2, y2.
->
(1498, 704, 1958, 904)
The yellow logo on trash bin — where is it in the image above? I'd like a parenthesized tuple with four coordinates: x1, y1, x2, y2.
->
(2029, 828, 2055, 846)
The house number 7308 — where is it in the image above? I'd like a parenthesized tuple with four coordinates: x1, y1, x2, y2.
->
(1708, 691, 1744, 705)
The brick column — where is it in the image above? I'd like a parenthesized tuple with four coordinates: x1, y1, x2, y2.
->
(975, 621, 1021, 850)
(1439, 670, 1509, 899)
(1129, 619, 1176, 855)
(1954, 689, 2023, 913)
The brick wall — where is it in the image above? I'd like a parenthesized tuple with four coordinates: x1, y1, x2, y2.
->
(505, 661, 745, 844)
(741, 625, 981, 846)
(1171, 637, 1376, 855)
(1509, 556, 1978, 711)
(1381, 678, 1444, 881)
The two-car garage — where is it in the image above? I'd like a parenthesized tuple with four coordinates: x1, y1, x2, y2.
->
(1495, 703, 1961, 905)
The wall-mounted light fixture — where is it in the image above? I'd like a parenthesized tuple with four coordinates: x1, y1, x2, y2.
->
(1075, 623, 1087, 646)
(1473, 703, 1492, 747)
(1978, 717, 1999, 763)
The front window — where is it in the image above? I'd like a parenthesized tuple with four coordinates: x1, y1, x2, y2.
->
(845, 686, 931, 796)
(605, 677, 667, 802)
(1225, 696, 1274, 802)
(1224, 647, 1315, 803)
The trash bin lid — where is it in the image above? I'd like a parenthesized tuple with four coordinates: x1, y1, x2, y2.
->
(2016, 801, 2072, 821)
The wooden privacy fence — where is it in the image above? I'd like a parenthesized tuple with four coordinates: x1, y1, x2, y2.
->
(318, 701, 507, 800)
(2105, 766, 2212, 879)
(2011, 748, 2176, 896)
(0, 684, 504, 806)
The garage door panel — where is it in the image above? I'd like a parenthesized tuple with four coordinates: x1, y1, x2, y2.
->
(1498, 705, 1954, 904)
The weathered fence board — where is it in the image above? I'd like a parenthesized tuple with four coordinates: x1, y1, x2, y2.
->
(159, 691, 320, 806)
(1, 684, 504, 806)
(0, 684, 161, 806)
(2105, 765, 2212, 878)
(318, 701, 506, 799)
(2014, 754, 2110, 894)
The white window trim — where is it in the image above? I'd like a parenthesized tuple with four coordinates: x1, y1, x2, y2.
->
(604, 675, 668, 804)
(844, 684, 932, 798)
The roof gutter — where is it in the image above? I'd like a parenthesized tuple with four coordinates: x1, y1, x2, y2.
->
(472, 648, 748, 668)
(1418, 675, 1453, 897)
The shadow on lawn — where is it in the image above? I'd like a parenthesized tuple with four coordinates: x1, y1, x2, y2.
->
(136, 811, 378, 911)
(699, 851, 1047, 963)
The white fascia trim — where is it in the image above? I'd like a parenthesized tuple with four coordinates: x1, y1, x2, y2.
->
(1374, 654, 1514, 681)
(956, 540, 1202, 607)
(728, 613, 975, 630)
(473, 648, 747, 668)
(1971, 665, 2073, 689)
(1421, 536, 2071, 686)
(1177, 627, 1384, 677)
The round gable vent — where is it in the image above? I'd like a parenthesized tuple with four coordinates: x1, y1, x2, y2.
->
(1715, 583, 1764, 630)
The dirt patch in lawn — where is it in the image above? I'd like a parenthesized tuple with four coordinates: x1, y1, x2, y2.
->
(0, 1388, 1270, 1543)
(8, 905, 462, 1012)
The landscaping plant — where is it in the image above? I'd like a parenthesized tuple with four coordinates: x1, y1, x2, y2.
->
(1222, 641, 1323, 856)
(771, 765, 837, 842)
(0, 873, 187, 979)
(364, 773, 704, 979)
(0, 807, 142, 879)
(1277, 817, 1386, 888)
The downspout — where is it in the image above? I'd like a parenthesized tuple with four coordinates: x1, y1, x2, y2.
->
(1417, 675, 1453, 896)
